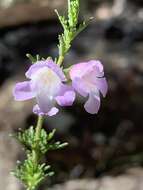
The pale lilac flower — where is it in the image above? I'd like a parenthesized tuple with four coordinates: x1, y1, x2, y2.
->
(70, 60, 108, 114)
(13, 60, 75, 116)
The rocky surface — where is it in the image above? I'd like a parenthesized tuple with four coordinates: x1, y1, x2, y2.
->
(0, 0, 66, 27)
(49, 168, 143, 190)
(0, 131, 21, 190)
(0, 77, 33, 190)
(0, 0, 66, 9)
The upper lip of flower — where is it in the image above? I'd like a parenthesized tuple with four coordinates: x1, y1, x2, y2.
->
(25, 60, 67, 82)
(31, 67, 61, 96)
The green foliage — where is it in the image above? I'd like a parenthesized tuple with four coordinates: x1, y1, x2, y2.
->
(17, 127, 68, 154)
(26, 54, 41, 64)
(13, 127, 68, 190)
(26, 54, 52, 64)
(68, 0, 79, 28)
(12, 154, 54, 190)
(55, 0, 93, 57)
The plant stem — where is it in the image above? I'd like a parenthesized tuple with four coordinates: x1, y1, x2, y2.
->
(32, 115, 44, 164)
(35, 115, 44, 143)
(57, 55, 64, 66)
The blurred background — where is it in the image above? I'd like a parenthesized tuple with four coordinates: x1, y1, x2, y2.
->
(0, 0, 143, 190)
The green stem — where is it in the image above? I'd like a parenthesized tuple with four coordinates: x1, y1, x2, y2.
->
(57, 55, 64, 66)
(32, 115, 44, 164)
(26, 116, 44, 190)
(35, 115, 44, 143)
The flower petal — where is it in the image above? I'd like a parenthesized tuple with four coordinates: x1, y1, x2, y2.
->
(55, 91, 75, 106)
(72, 78, 88, 97)
(70, 62, 88, 79)
(95, 77, 108, 97)
(70, 60, 104, 79)
(31, 66, 62, 114)
(89, 60, 104, 77)
(36, 96, 53, 114)
(33, 104, 59, 116)
(55, 84, 76, 106)
(13, 81, 35, 101)
(26, 60, 66, 81)
(48, 107, 59, 116)
(33, 104, 44, 115)
(84, 92, 101, 114)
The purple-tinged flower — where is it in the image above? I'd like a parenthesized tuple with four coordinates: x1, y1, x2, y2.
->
(70, 60, 108, 114)
(13, 60, 75, 116)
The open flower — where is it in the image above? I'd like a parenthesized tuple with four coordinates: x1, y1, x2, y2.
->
(70, 60, 108, 114)
(13, 60, 75, 116)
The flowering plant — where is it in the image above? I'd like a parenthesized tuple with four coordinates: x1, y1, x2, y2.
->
(12, 1, 108, 190)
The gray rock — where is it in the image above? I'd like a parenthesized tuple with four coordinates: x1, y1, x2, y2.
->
(49, 168, 143, 190)
(0, 77, 33, 190)
(0, 0, 65, 27)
